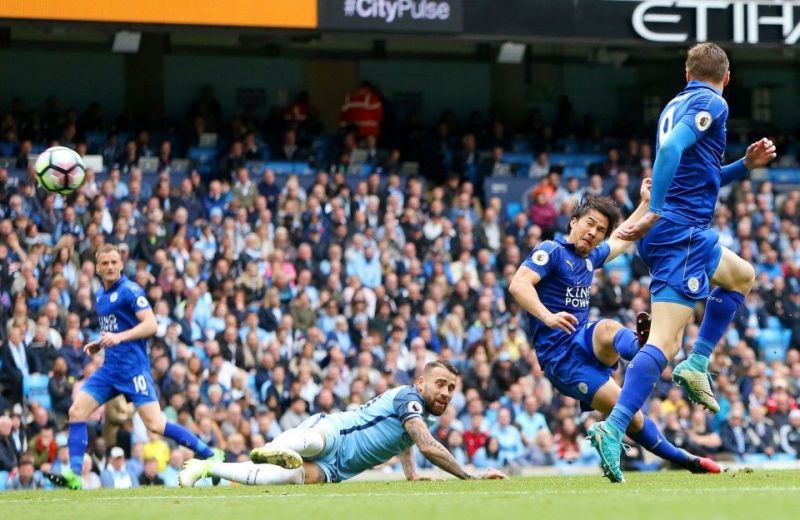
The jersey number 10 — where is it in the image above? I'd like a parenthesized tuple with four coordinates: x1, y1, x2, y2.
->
(133, 375, 148, 394)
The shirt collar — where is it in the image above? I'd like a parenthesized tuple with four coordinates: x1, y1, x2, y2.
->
(106, 274, 127, 292)
(554, 236, 576, 250)
(686, 79, 721, 96)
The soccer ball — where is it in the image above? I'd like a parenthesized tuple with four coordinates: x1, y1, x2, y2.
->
(34, 146, 86, 195)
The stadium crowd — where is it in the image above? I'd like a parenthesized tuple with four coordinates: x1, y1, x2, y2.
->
(1, 85, 800, 490)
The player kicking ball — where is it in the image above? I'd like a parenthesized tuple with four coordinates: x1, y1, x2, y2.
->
(47, 244, 223, 490)
(179, 361, 507, 486)
(509, 180, 720, 483)
(588, 43, 777, 483)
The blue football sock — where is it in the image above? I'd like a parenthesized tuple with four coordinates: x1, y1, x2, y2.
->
(691, 288, 745, 369)
(613, 328, 639, 361)
(164, 422, 214, 458)
(607, 345, 668, 433)
(628, 417, 689, 466)
(68, 421, 88, 474)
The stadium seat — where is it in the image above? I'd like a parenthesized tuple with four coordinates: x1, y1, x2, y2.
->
(505, 201, 523, 221)
(85, 131, 108, 153)
(247, 161, 267, 176)
(0, 142, 15, 157)
(266, 161, 312, 175)
(757, 329, 789, 362)
(188, 146, 217, 165)
(23, 373, 52, 410)
(512, 138, 532, 153)
(562, 165, 587, 179)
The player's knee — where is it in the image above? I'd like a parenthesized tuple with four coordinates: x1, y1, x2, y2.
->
(142, 414, 166, 434)
(596, 319, 622, 345)
(68, 403, 87, 423)
(737, 263, 756, 293)
(628, 412, 645, 433)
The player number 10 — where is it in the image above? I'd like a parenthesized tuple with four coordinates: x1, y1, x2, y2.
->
(133, 375, 148, 394)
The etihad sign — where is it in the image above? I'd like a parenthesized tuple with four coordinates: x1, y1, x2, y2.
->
(624, 0, 800, 44)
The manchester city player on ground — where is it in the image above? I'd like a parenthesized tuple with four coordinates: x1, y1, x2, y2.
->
(178, 361, 507, 486)
(509, 180, 719, 481)
(48, 244, 222, 489)
(588, 43, 777, 483)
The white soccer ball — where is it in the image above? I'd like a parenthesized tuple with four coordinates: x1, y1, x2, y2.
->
(34, 146, 86, 195)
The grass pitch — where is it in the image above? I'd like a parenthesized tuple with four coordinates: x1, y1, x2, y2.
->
(2, 469, 799, 520)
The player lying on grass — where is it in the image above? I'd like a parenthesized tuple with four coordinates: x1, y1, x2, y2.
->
(509, 181, 720, 482)
(179, 361, 507, 486)
(588, 42, 777, 483)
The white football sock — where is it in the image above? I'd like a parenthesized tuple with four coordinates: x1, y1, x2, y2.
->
(210, 461, 304, 486)
(269, 429, 325, 458)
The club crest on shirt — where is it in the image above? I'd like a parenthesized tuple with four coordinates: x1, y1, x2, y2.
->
(110, 292, 118, 302)
(532, 250, 549, 266)
(687, 277, 700, 293)
(578, 383, 589, 395)
(695, 111, 712, 131)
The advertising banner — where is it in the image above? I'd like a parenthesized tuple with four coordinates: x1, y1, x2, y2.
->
(318, 0, 463, 33)
(0, 0, 317, 29)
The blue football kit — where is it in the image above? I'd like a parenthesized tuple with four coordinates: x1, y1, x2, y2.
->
(297, 385, 435, 482)
(82, 274, 158, 407)
(639, 79, 731, 306)
(522, 237, 612, 403)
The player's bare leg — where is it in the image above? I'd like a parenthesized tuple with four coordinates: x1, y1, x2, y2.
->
(45, 391, 102, 490)
(250, 427, 326, 469)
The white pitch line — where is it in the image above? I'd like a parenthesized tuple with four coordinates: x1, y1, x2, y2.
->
(2, 486, 799, 504)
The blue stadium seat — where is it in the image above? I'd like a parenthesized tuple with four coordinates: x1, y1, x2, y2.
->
(757, 329, 789, 362)
(188, 146, 217, 165)
(768, 168, 800, 184)
(0, 142, 15, 157)
(502, 152, 534, 165)
(266, 161, 312, 175)
(556, 139, 578, 154)
(85, 131, 108, 153)
(23, 373, 52, 410)
(505, 201, 523, 221)
(247, 161, 267, 176)
(30, 144, 46, 154)
(562, 165, 587, 179)
(512, 138, 532, 153)
(767, 316, 782, 330)
(548, 153, 571, 167)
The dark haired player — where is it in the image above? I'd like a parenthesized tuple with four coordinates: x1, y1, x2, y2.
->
(510, 182, 720, 482)
(179, 361, 507, 486)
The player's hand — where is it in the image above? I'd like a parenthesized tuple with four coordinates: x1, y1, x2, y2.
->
(639, 178, 652, 204)
(98, 331, 123, 347)
(743, 138, 777, 169)
(617, 211, 660, 241)
(481, 468, 508, 480)
(83, 340, 103, 356)
(544, 311, 579, 333)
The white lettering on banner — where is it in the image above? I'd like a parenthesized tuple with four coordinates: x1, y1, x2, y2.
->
(348, 0, 452, 23)
(620, 0, 800, 45)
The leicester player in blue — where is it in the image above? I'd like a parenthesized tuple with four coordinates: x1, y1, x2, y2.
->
(178, 361, 507, 486)
(48, 244, 222, 489)
(588, 43, 777, 483)
(509, 182, 719, 482)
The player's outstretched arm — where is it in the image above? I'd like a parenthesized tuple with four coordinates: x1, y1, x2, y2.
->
(509, 266, 578, 334)
(720, 138, 777, 186)
(398, 447, 439, 481)
(607, 178, 652, 260)
(404, 418, 508, 480)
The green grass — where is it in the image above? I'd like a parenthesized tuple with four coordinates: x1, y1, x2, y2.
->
(2, 469, 800, 520)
